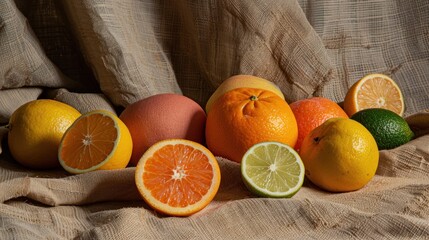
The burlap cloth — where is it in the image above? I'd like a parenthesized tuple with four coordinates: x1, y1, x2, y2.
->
(1, 0, 429, 239)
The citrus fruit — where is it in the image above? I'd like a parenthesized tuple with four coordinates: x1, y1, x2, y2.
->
(290, 97, 348, 151)
(343, 73, 404, 117)
(58, 110, 133, 174)
(119, 93, 206, 166)
(350, 108, 414, 150)
(135, 139, 221, 216)
(205, 75, 285, 113)
(206, 87, 298, 163)
(300, 118, 379, 192)
(241, 141, 305, 198)
(7, 99, 81, 169)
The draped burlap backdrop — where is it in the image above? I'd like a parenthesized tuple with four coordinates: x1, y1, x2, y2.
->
(1, 0, 429, 239)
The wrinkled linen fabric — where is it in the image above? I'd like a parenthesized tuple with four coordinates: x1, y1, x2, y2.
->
(1, 0, 429, 239)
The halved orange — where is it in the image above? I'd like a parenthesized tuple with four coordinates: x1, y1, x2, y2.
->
(343, 73, 404, 116)
(58, 110, 133, 174)
(135, 139, 221, 216)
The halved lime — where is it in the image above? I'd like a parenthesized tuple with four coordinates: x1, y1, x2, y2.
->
(241, 141, 305, 198)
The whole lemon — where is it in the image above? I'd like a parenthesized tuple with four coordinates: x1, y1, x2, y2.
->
(299, 118, 379, 192)
(7, 99, 81, 169)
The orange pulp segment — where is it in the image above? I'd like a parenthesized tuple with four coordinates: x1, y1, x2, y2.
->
(343, 73, 404, 116)
(135, 139, 221, 216)
(59, 110, 133, 174)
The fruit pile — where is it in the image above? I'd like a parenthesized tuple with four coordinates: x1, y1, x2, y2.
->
(2, 73, 415, 216)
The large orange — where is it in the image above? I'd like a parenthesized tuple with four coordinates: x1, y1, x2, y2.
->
(119, 93, 206, 166)
(290, 97, 348, 151)
(205, 75, 285, 113)
(135, 139, 221, 216)
(205, 88, 298, 163)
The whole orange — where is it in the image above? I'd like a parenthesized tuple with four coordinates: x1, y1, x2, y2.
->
(205, 75, 285, 113)
(290, 97, 348, 151)
(119, 93, 206, 166)
(205, 88, 298, 163)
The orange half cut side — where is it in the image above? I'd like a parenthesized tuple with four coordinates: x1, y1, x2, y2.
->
(135, 139, 221, 216)
(59, 110, 133, 174)
(344, 73, 404, 116)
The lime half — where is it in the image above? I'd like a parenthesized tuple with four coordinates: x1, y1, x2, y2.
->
(241, 141, 305, 198)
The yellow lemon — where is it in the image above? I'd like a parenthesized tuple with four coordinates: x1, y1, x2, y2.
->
(299, 118, 379, 192)
(205, 75, 285, 113)
(7, 99, 81, 169)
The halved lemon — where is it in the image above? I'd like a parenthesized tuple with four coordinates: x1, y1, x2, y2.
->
(343, 73, 404, 116)
(58, 110, 133, 174)
(241, 141, 305, 198)
(135, 139, 221, 216)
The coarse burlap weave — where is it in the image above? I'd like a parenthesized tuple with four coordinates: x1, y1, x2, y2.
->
(1, 0, 429, 239)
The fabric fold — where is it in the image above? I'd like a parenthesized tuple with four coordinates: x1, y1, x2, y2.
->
(0, 157, 140, 206)
(0, 0, 82, 91)
(58, 0, 334, 106)
(45, 88, 117, 114)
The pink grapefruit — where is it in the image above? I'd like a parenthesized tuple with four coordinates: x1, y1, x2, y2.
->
(119, 93, 206, 165)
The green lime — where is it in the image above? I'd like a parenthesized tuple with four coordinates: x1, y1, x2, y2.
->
(351, 108, 414, 150)
(241, 141, 305, 198)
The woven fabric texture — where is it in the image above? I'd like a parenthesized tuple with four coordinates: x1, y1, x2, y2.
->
(1, 0, 429, 239)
